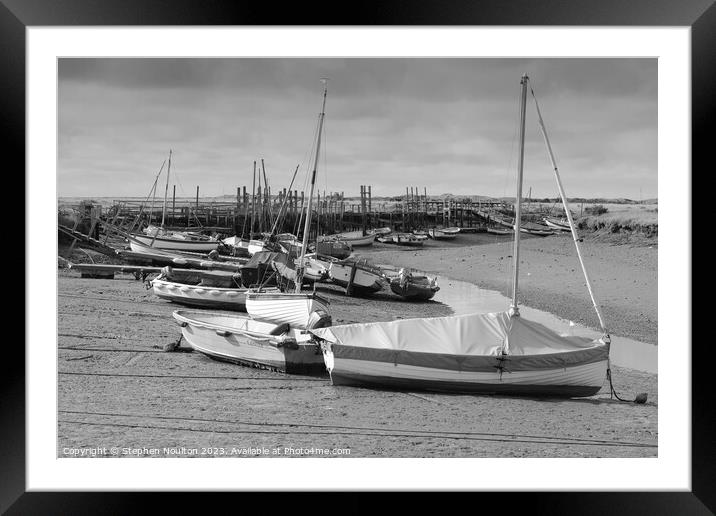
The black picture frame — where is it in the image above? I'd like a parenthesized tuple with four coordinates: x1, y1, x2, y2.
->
(6, 0, 711, 513)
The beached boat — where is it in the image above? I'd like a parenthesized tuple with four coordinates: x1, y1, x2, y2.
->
(130, 151, 220, 252)
(392, 233, 425, 246)
(150, 266, 254, 311)
(310, 75, 611, 397)
(130, 232, 220, 252)
(313, 240, 352, 259)
(389, 268, 440, 301)
(319, 230, 375, 247)
(543, 217, 571, 231)
(428, 228, 457, 240)
(328, 259, 386, 295)
(486, 227, 513, 236)
(246, 81, 334, 329)
(173, 310, 328, 374)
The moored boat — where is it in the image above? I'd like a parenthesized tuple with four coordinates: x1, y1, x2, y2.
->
(543, 217, 571, 231)
(319, 230, 375, 247)
(173, 310, 328, 374)
(389, 268, 440, 301)
(130, 232, 220, 252)
(392, 233, 425, 246)
(310, 74, 613, 398)
(328, 259, 385, 294)
(428, 228, 457, 240)
(150, 266, 252, 311)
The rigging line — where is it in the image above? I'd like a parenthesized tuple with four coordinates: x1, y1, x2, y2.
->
(56, 419, 656, 449)
(58, 346, 180, 353)
(58, 373, 323, 381)
(59, 409, 657, 448)
(529, 83, 608, 335)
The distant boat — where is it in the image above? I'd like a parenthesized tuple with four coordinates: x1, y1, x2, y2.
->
(130, 151, 220, 252)
(543, 217, 571, 231)
(428, 228, 457, 240)
(392, 233, 425, 246)
(314, 240, 352, 259)
(389, 268, 440, 301)
(319, 230, 375, 247)
(486, 227, 513, 236)
(130, 231, 220, 252)
(173, 310, 328, 374)
(328, 259, 385, 295)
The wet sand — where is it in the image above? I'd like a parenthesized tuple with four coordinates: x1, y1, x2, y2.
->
(57, 233, 657, 458)
(358, 232, 658, 345)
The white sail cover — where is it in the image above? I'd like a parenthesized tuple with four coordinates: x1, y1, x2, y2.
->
(310, 311, 608, 371)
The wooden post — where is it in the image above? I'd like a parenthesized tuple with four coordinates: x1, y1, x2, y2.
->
(346, 261, 358, 297)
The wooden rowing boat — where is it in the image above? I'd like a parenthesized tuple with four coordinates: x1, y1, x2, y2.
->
(173, 310, 328, 374)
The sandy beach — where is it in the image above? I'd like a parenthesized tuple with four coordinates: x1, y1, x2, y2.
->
(57, 232, 657, 458)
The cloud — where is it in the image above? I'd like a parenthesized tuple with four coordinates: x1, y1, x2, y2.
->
(58, 58, 657, 199)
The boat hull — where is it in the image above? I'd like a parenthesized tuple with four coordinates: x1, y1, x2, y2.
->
(544, 218, 571, 231)
(320, 231, 375, 247)
(328, 262, 384, 294)
(131, 234, 219, 252)
(323, 348, 607, 397)
(245, 291, 331, 329)
(428, 229, 457, 240)
(152, 279, 247, 311)
(174, 311, 326, 374)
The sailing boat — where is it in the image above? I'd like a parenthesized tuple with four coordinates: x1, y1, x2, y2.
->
(130, 150, 219, 252)
(309, 75, 610, 397)
(245, 80, 332, 329)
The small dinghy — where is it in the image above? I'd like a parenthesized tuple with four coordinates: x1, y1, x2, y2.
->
(173, 310, 329, 374)
(150, 266, 252, 311)
(389, 268, 440, 301)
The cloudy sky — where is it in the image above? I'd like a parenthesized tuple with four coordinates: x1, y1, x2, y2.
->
(58, 58, 656, 200)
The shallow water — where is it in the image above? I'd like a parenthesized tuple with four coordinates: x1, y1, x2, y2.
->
(431, 275, 657, 374)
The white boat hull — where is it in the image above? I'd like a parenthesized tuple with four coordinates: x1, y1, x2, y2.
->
(320, 231, 375, 247)
(173, 310, 325, 374)
(245, 291, 331, 329)
(429, 229, 457, 240)
(131, 234, 219, 252)
(152, 278, 248, 311)
(322, 349, 607, 397)
(544, 219, 571, 231)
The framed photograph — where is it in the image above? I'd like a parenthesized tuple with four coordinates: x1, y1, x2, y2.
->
(8, 0, 711, 512)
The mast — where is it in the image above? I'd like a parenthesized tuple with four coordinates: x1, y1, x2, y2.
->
(510, 74, 528, 316)
(160, 149, 172, 229)
(296, 79, 328, 293)
(262, 159, 273, 231)
(250, 161, 256, 238)
(530, 85, 609, 337)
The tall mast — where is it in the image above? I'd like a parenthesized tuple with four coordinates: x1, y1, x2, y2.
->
(510, 75, 528, 315)
(530, 85, 609, 337)
(296, 79, 328, 293)
(160, 149, 172, 229)
(250, 161, 256, 238)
